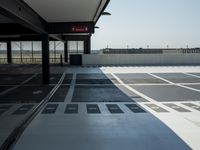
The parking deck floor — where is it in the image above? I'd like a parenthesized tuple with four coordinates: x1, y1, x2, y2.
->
(1, 65, 200, 150)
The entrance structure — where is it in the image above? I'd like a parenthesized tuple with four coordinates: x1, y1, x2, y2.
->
(0, 0, 110, 84)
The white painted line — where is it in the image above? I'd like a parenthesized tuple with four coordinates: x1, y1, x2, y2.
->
(176, 84, 200, 93)
(0, 73, 38, 96)
(64, 73, 76, 103)
(183, 72, 200, 79)
(149, 73, 200, 93)
(148, 73, 174, 84)
(128, 83, 170, 86)
(74, 84, 122, 86)
(111, 73, 164, 105)
(180, 83, 200, 85)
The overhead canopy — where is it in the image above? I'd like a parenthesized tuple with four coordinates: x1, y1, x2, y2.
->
(24, 0, 109, 23)
(0, 0, 110, 41)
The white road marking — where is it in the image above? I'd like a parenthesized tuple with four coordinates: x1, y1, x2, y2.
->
(64, 73, 76, 103)
(0, 73, 38, 96)
(183, 73, 200, 79)
(149, 73, 200, 93)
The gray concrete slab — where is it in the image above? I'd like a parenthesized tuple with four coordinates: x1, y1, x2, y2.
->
(185, 84, 200, 90)
(76, 73, 118, 84)
(12, 113, 191, 150)
(115, 73, 167, 84)
(0, 86, 53, 103)
(0, 103, 36, 147)
(131, 85, 200, 102)
(62, 74, 73, 84)
(0, 64, 40, 74)
(72, 85, 133, 102)
(1, 66, 200, 150)
(0, 105, 12, 115)
(76, 73, 111, 80)
(154, 73, 200, 83)
(12, 104, 34, 115)
(25, 74, 62, 85)
(116, 85, 149, 102)
(50, 85, 69, 102)
(132, 97, 149, 102)
(0, 86, 13, 93)
(105, 74, 120, 84)
(0, 74, 33, 85)
(190, 73, 200, 77)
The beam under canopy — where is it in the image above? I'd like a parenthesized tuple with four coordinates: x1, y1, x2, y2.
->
(0, 23, 37, 35)
(0, 0, 46, 33)
(48, 22, 95, 34)
(0, 35, 63, 42)
(0, 0, 63, 41)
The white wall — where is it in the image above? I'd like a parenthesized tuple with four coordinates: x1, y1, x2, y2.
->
(82, 54, 200, 65)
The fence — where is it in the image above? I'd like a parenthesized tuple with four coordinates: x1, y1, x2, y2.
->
(0, 57, 64, 64)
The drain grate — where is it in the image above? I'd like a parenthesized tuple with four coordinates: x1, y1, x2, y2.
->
(125, 104, 146, 113)
(182, 103, 200, 111)
(12, 105, 34, 115)
(164, 103, 191, 112)
(65, 104, 78, 114)
(42, 104, 58, 114)
(106, 104, 124, 113)
(145, 104, 169, 112)
(87, 104, 101, 114)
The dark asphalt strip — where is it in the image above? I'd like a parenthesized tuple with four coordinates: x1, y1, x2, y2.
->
(0, 72, 66, 150)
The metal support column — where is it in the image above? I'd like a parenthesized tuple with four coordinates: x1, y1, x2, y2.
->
(87, 35, 91, 54)
(31, 41, 34, 62)
(84, 35, 91, 54)
(54, 41, 56, 63)
(41, 34, 50, 85)
(7, 41, 12, 63)
(20, 42, 23, 63)
(64, 42, 68, 62)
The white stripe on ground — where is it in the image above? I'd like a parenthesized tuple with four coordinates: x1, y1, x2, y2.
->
(183, 72, 200, 79)
(0, 73, 38, 96)
(149, 73, 200, 93)
(148, 73, 174, 84)
(64, 73, 76, 103)
(111, 73, 162, 104)
(110, 69, 200, 150)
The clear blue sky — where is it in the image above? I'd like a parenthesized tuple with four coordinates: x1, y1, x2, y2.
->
(92, 0, 200, 50)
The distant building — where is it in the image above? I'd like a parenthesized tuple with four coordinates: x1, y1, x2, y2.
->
(100, 48, 200, 54)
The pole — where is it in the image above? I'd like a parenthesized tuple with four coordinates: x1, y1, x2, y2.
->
(42, 34, 50, 85)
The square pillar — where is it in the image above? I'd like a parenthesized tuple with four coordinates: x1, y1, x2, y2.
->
(84, 35, 91, 54)
(41, 34, 50, 85)
(7, 41, 12, 63)
(64, 42, 68, 62)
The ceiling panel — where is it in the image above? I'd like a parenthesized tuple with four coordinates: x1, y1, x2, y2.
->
(24, 0, 102, 22)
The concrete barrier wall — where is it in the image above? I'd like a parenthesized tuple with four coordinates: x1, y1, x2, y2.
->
(82, 54, 200, 65)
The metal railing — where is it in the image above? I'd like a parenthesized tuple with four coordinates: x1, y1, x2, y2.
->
(0, 57, 65, 64)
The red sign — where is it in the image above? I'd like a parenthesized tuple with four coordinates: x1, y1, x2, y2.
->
(71, 26, 89, 33)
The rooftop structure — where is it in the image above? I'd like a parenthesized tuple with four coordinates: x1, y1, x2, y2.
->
(0, 0, 110, 84)
(0, 1, 200, 150)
